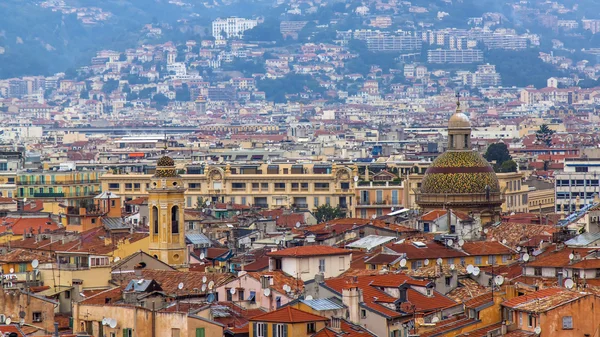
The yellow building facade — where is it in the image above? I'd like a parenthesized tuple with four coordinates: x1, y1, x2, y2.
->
(16, 169, 101, 207)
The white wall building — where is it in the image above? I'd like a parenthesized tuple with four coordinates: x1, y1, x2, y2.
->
(267, 246, 352, 281)
(212, 17, 258, 40)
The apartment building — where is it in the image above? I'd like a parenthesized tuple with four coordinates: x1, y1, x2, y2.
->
(100, 162, 357, 216)
(427, 49, 484, 64)
(16, 166, 102, 207)
(555, 157, 600, 213)
(212, 17, 258, 40)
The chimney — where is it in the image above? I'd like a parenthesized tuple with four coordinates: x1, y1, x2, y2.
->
(558, 271, 564, 288)
(314, 273, 325, 284)
(342, 286, 362, 324)
(54, 322, 59, 337)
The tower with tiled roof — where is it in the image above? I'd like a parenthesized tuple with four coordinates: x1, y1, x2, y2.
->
(415, 98, 503, 225)
(148, 155, 188, 268)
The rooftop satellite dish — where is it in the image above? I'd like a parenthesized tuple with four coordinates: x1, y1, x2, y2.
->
(109, 319, 117, 329)
(523, 253, 530, 262)
(473, 267, 480, 276)
(495, 275, 505, 286)
(432, 317, 440, 323)
(458, 239, 464, 247)
(208, 281, 215, 290)
(263, 288, 271, 297)
(353, 176, 359, 182)
(371, 214, 377, 219)
(534, 326, 542, 335)
(9, 268, 13, 274)
(275, 239, 280, 245)
(483, 228, 488, 234)
(202, 276, 207, 283)
(447, 239, 453, 246)
(305, 295, 313, 300)
(5, 318, 11, 325)
(207, 293, 215, 303)
(178, 282, 184, 290)
(102, 318, 108, 326)
(230, 288, 236, 295)
(31, 259, 39, 269)
(295, 222, 301, 228)
(424, 259, 430, 266)
(436, 258, 443, 265)
(236, 211, 241, 215)
(516, 246, 521, 252)
(502, 239, 507, 244)
(569, 253, 575, 260)
(18, 311, 25, 319)
(200, 253, 206, 260)
(466, 264, 474, 274)
(114, 257, 121, 262)
(450, 264, 455, 270)
(400, 258, 407, 267)
(284, 284, 290, 292)
(564, 278, 574, 289)
(206, 200, 211, 206)
(201, 284, 207, 292)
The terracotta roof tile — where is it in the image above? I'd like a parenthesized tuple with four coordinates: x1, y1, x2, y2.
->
(456, 322, 502, 337)
(461, 241, 513, 256)
(386, 241, 468, 259)
(249, 306, 329, 323)
(464, 292, 493, 309)
(419, 317, 478, 337)
(525, 247, 592, 268)
(114, 269, 234, 295)
(446, 278, 489, 303)
(501, 287, 580, 312)
(245, 270, 304, 296)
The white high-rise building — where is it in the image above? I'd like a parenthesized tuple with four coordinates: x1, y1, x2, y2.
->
(212, 17, 258, 40)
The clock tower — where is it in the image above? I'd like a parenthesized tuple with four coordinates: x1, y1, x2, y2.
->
(148, 155, 188, 268)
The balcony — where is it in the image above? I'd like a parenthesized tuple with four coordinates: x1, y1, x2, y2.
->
(253, 203, 269, 209)
(294, 203, 309, 209)
(208, 189, 223, 195)
(58, 263, 90, 271)
(19, 179, 99, 186)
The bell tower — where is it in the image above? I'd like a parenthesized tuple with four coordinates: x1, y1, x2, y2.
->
(148, 155, 188, 268)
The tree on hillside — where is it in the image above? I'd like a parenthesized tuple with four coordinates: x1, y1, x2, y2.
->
(535, 124, 555, 147)
(314, 205, 345, 222)
(102, 79, 119, 94)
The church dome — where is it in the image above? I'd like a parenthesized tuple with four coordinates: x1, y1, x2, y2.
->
(157, 156, 175, 167)
(448, 112, 471, 129)
(154, 155, 178, 178)
(420, 151, 500, 194)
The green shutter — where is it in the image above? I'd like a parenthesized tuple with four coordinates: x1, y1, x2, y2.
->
(196, 328, 205, 337)
(69, 317, 73, 328)
(123, 329, 127, 337)
(253, 323, 257, 337)
(283, 324, 288, 337)
(273, 324, 276, 337)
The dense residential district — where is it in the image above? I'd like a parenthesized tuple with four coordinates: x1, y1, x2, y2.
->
(5, 0, 600, 337)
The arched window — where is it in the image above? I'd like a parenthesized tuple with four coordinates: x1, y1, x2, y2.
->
(171, 206, 179, 234)
(152, 206, 159, 234)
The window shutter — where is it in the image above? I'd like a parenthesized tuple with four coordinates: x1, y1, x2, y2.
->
(196, 328, 205, 337)
(123, 329, 127, 337)
(273, 324, 277, 337)
(253, 323, 257, 337)
(283, 324, 288, 337)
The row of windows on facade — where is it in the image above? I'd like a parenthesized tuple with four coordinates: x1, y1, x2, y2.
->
(183, 196, 347, 209)
(556, 179, 600, 186)
(254, 322, 315, 337)
(360, 190, 400, 203)
(108, 182, 350, 191)
(18, 174, 98, 183)
(19, 186, 97, 196)
(187, 165, 333, 175)
(556, 192, 598, 199)
(407, 255, 510, 269)
(95, 327, 206, 337)
(531, 267, 600, 278)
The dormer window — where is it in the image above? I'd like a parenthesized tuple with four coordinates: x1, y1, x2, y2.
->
(426, 288, 433, 297)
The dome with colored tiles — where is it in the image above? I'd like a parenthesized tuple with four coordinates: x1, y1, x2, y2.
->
(421, 150, 500, 194)
(154, 155, 178, 178)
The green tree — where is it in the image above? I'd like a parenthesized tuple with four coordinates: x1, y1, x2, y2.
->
(484, 143, 512, 166)
(175, 83, 191, 101)
(102, 79, 119, 94)
(152, 93, 170, 110)
(535, 124, 555, 147)
(119, 53, 127, 61)
(79, 90, 89, 99)
(314, 204, 345, 222)
(498, 160, 518, 173)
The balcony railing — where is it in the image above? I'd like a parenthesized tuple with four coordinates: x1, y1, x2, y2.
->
(415, 192, 504, 206)
(58, 263, 90, 271)
(253, 203, 269, 209)
(19, 180, 99, 186)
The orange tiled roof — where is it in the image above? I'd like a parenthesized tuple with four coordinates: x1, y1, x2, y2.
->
(267, 246, 352, 257)
(501, 287, 575, 311)
(386, 241, 468, 259)
(464, 292, 493, 309)
(245, 270, 304, 296)
(460, 241, 513, 256)
(249, 306, 329, 323)
(421, 209, 470, 221)
(525, 247, 592, 268)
